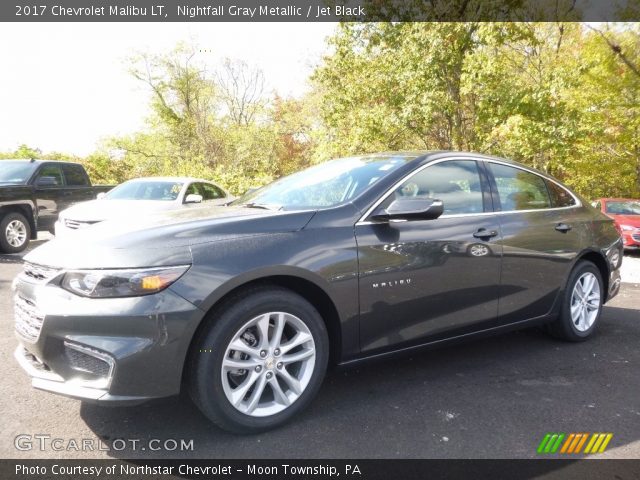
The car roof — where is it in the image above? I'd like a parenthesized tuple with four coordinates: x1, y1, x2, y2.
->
(1, 159, 79, 165)
(363, 150, 539, 167)
(124, 176, 218, 184)
(360, 150, 554, 177)
(599, 198, 639, 202)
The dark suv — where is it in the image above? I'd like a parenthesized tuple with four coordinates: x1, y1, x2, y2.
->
(13, 151, 622, 433)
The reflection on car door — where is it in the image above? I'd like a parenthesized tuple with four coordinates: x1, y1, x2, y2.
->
(486, 162, 585, 324)
(355, 159, 503, 354)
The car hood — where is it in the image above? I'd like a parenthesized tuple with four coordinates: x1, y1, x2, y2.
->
(611, 215, 640, 227)
(26, 205, 316, 269)
(60, 199, 178, 222)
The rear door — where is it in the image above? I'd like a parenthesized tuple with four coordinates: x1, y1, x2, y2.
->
(356, 159, 503, 354)
(486, 161, 585, 324)
(61, 163, 94, 206)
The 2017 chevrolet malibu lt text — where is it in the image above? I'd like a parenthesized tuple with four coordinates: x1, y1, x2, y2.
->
(13, 152, 622, 433)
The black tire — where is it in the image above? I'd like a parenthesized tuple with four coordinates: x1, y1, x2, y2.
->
(188, 285, 329, 434)
(547, 261, 604, 342)
(0, 212, 31, 254)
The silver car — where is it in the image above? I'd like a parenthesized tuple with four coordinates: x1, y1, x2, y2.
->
(54, 176, 233, 237)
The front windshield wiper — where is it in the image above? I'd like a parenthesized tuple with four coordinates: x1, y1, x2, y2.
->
(239, 202, 283, 211)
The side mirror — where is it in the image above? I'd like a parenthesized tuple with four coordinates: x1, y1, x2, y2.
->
(372, 198, 444, 222)
(96, 192, 106, 200)
(36, 176, 59, 187)
(185, 193, 203, 204)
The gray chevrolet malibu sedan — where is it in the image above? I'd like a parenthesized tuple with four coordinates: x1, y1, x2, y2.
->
(13, 152, 622, 433)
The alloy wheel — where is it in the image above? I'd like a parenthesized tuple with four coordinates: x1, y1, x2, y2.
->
(221, 312, 316, 417)
(6, 220, 27, 248)
(570, 272, 601, 332)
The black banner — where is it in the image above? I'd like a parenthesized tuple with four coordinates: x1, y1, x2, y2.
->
(2, 0, 640, 22)
(3, 459, 640, 480)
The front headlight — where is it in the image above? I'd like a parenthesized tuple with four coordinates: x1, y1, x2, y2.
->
(61, 265, 190, 298)
(619, 224, 635, 231)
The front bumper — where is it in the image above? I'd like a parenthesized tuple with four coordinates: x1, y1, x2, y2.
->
(13, 270, 203, 404)
(621, 230, 640, 249)
(607, 266, 622, 302)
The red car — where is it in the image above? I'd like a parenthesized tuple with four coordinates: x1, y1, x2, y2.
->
(593, 198, 640, 250)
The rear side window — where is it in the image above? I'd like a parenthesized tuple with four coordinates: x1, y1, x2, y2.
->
(62, 164, 88, 186)
(546, 180, 576, 208)
(490, 163, 551, 211)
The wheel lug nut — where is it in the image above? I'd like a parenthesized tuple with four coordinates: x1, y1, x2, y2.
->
(266, 372, 273, 379)
(277, 362, 283, 369)
(260, 350, 267, 358)
(274, 348, 280, 356)
(255, 365, 262, 373)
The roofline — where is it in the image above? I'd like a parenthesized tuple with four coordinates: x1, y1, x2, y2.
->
(0, 158, 81, 164)
(598, 197, 640, 201)
(122, 176, 216, 183)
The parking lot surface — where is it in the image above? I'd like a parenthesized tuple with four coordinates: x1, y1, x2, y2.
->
(1, 236, 638, 459)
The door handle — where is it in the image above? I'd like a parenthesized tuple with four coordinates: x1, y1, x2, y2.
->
(555, 223, 572, 233)
(473, 228, 498, 239)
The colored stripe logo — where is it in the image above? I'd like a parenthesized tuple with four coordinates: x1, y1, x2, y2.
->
(537, 433, 613, 454)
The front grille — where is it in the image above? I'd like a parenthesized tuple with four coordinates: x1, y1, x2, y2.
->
(64, 219, 97, 230)
(632, 232, 640, 242)
(64, 346, 111, 377)
(23, 262, 60, 282)
(14, 295, 45, 342)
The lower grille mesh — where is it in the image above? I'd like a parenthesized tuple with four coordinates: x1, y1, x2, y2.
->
(64, 346, 111, 377)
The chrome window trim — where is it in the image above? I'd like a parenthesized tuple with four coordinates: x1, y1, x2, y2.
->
(355, 156, 582, 225)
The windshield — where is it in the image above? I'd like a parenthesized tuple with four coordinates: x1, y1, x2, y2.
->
(233, 155, 415, 210)
(605, 201, 640, 215)
(104, 180, 184, 201)
(0, 161, 36, 184)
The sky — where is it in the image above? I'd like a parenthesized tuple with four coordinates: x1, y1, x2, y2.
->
(0, 22, 337, 156)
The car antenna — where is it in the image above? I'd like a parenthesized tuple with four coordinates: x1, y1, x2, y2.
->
(30, 157, 36, 162)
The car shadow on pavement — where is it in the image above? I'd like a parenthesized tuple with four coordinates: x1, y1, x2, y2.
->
(0, 236, 50, 265)
(0, 253, 26, 265)
(78, 301, 640, 460)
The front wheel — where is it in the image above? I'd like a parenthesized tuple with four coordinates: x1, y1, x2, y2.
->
(0, 212, 31, 254)
(547, 261, 604, 342)
(189, 286, 329, 433)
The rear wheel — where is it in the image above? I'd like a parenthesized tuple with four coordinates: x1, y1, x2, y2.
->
(0, 212, 31, 253)
(547, 261, 604, 342)
(189, 286, 329, 433)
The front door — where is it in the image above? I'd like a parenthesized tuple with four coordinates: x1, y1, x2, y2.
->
(356, 159, 503, 354)
(32, 163, 65, 231)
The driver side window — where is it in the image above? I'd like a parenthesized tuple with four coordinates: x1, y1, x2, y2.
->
(184, 183, 202, 200)
(384, 160, 485, 215)
(36, 165, 64, 187)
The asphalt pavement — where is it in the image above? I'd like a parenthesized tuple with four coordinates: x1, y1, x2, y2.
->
(0, 236, 638, 459)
